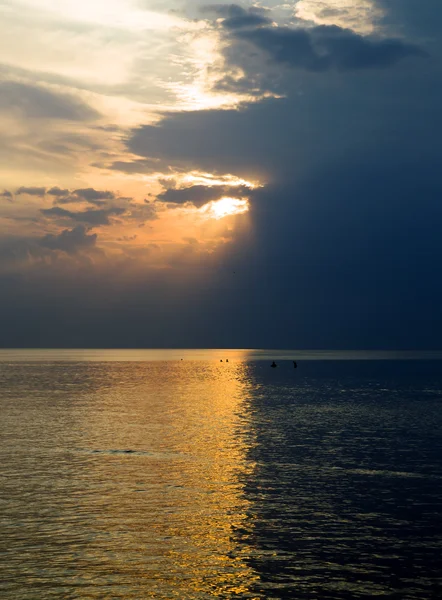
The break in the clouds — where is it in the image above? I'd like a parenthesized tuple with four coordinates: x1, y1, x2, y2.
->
(0, 0, 441, 348)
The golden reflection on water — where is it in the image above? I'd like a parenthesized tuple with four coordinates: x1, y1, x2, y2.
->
(64, 361, 259, 598)
(4, 359, 442, 598)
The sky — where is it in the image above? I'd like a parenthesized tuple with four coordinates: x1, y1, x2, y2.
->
(0, 0, 441, 348)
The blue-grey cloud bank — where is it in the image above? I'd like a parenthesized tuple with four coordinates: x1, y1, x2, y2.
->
(0, 0, 441, 349)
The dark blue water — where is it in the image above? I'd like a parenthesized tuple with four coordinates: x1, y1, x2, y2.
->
(235, 360, 442, 599)
(1, 355, 442, 598)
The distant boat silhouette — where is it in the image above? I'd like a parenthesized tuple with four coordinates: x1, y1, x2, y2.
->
(271, 361, 277, 368)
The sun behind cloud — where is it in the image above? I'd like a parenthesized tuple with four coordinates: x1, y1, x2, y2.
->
(201, 197, 249, 220)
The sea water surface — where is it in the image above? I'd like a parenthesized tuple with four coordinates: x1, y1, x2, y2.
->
(1, 350, 442, 599)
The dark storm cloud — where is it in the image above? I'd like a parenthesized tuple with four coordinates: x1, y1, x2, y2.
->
(40, 226, 97, 254)
(127, 44, 441, 178)
(1, 1, 440, 350)
(2, 153, 442, 349)
(225, 159, 442, 349)
(117, 14, 442, 351)
(243, 25, 425, 70)
(157, 185, 250, 207)
(203, 4, 272, 29)
(213, 6, 427, 72)
(376, 0, 442, 40)
(127, 101, 283, 176)
(16, 186, 46, 196)
(41, 206, 126, 226)
(127, 95, 368, 177)
(0, 81, 99, 120)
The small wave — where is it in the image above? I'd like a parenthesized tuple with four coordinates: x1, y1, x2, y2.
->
(75, 448, 184, 458)
(333, 466, 442, 480)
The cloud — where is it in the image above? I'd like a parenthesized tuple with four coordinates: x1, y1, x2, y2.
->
(41, 206, 126, 226)
(0, 0, 440, 350)
(103, 158, 160, 175)
(377, 0, 442, 40)
(124, 201, 158, 223)
(204, 4, 273, 29)
(47, 187, 70, 196)
(157, 184, 250, 207)
(16, 186, 46, 196)
(54, 195, 88, 205)
(0, 81, 100, 120)
(2, 155, 442, 349)
(117, 235, 137, 242)
(73, 188, 116, 201)
(40, 226, 97, 254)
(219, 12, 427, 72)
(18, 185, 119, 205)
(127, 45, 441, 179)
(0, 236, 39, 267)
(126, 97, 332, 177)
(294, 0, 383, 34)
(0, 190, 13, 201)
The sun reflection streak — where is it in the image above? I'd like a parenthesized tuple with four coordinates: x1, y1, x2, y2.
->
(68, 360, 260, 597)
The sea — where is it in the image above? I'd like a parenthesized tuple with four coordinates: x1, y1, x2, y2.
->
(1, 349, 442, 599)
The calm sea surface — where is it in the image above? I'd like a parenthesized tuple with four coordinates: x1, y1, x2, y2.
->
(1, 350, 442, 599)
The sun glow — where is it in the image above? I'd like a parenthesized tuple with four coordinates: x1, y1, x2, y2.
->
(201, 197, 249, 220)
(21, 0, 192, 32)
